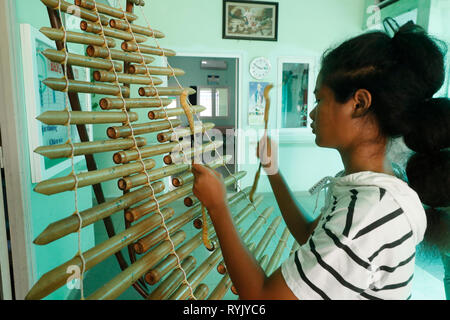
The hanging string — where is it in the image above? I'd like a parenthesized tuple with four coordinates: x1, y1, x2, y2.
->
(56, 0, 86, 300)
(92, 0, 198, 300)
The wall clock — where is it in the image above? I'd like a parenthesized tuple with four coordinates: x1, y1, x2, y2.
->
(249, 56, 271, 80)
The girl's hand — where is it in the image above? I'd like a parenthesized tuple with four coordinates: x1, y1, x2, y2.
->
(192, 164, 227, 214)
(257, 134, 279, 175)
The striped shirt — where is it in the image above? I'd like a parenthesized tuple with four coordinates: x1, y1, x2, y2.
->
(282, 171, 427, 300)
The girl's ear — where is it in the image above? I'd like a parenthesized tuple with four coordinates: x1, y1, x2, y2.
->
(352, 89, 372, 118)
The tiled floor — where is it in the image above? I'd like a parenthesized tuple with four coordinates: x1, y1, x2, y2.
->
(69, 191, 446, 300)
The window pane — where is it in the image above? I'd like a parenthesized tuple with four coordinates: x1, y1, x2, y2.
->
(215, 88, 229, 117)
(199, 88, 213, 117)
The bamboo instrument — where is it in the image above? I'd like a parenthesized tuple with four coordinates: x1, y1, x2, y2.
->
(174, 155, 231, 188)
(36, 111, 138, 125)
(114, 140, 191, 164)
(35, 137, 146, 159)
(42, 49, 123, 72)
(43, 78, 130, 96)
(208, 274, 231, 300)
(144, 189, 251, 285)
(100, 97, 172, 110)
(86, 230, 186, 300)
(164, 140, 224, 165)
(290, 240, 300, 256)
(34, 159, 156, 196)
(109, 19, 164, 38)
(252, 216, 282, 259)
(25, 207, 174, 300)
(128, 65, 184, 77)
(148, 105, 206, 120)
(118, 162, 190, 192)
(107, 119, 182, 139)
(33, 182, 165, 245)
(139, 86, 196, 97)
(40, 0, 109, 25)
(74, 0, 138, 21)
(168, 248, 222, 300)
(241, 207, 275, 243)
(121, 41, 176, 56)
(266, 227, 290, 275)
(86, 45, 155, 64)
(191, 284, 209, 300)
(146, 256, 196, 300)
(40, 27, 116, 47)
(157, 122, 215, 144)
(93, 70, 163, 86)
(80, 21, 148, 43)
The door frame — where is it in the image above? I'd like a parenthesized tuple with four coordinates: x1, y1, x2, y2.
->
(166, 52, 244, 178)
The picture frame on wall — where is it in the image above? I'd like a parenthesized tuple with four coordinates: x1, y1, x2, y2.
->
(223, 0, 278, 41)
(248, 81, 270, 126)
(20, 24, 92, 183)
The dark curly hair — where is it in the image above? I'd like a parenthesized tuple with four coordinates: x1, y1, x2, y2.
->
(319, 22, 450, 245)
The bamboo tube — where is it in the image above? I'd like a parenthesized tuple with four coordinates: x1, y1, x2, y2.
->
(114, 140, 190, 164)
(100, 97, 172, 110)
(33, 182, 165, 245)
(146, 256, 196, 300)
(241, 207, 275, 243)
(208, 274, 231, 300)
(118, 162, 190, 191)
(191, 284, 209, 300)
(164, 141, 224, 165)
(128, 65, 184, 77)
(74, 0, 138, 21)
(35, 137, 146, 159)
(168, 248, 222, 300)
(174, 155, 231, 188)
(266, 227, 290, 276)
(86, 45, 154, 64)
(158, 122, 215, 144)
(93, 70, 163, 86)
(34, 159, 156, 196)
(40, 0, 109, 25)
(42, 49, 122, 72)
(109, 19, 164, 38)
(36, 111, 138, 125)
(122, 41, 176, 56)
(25, 207, 174, 300)
(290, 240, 300, 256)
(139, 86, 196, 97)
(149, 105, 206, 120)
(40, 27, 116, 47)
(107, 119, 182, 139)
(253, 216, 282, 259)
(43, 78, 130, 96)
(145, 189, 251, 285)
(80, 20, 147, 43)
(86, 231, 186, 300)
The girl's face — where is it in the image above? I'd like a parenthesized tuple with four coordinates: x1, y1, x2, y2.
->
(309, 74, 358, 150)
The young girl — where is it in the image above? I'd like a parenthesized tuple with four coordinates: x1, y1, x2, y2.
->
(192, 22, 450, 300)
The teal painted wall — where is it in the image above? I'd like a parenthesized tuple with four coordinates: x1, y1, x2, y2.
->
(13, 0, 95, 300)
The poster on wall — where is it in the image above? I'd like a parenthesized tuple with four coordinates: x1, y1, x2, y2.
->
(20, 24, 91, 183)
(248, 81, 270, 126)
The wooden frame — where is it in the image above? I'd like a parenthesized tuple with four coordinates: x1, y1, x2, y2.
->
(222, 0, 278, 41)
(20, 24, 92, 183)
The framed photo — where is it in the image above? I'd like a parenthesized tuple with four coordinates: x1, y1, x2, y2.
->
(276, 57, 317, 143)
(248, 81, 270, 126)
(223, 0, 278, 41)
(20, 24, 92, 183)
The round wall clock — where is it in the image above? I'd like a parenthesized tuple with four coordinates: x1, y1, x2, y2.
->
(249, 56, 271, 80)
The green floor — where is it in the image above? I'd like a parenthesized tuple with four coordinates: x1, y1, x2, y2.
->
(68, 191, 447, 300)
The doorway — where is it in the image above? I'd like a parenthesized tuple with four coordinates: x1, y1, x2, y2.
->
(167, 55, 240, 190)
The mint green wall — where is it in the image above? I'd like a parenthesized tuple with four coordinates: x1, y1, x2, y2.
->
(13, 0, 95, 299)
(137, 0, 367, 192)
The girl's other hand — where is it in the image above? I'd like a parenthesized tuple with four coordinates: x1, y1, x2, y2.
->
(257, 134, 279, 175)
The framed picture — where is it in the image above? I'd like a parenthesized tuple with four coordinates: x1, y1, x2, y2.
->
(20, 24, 92, 183)
(248, 81, 270, 126)
(223, 0, 278, 41)
(276, 57, 317, 143)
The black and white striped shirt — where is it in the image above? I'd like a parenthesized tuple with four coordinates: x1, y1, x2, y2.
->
(282, 171, 427, 300)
